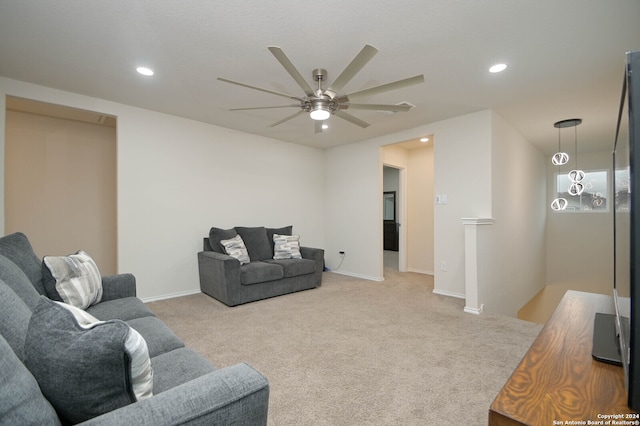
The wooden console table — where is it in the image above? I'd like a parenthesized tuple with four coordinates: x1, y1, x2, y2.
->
(489, 290, 636, 425)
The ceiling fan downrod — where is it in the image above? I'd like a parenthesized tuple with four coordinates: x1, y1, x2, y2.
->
(313, 68, 327, 95)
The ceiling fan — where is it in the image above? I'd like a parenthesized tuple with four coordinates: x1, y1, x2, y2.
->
(218, 44, 425, 132)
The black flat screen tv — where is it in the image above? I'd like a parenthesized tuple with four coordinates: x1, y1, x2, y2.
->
(592, 49, 640, 411)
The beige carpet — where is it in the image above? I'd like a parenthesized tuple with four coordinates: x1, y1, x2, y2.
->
(148, 269, 542, 425)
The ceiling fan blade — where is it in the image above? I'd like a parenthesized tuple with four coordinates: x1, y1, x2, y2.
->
(218, 77, 303, 101)
(229, 105, 299, 111)
(345, 103, 413, 112)
(267, 46, 315, 97)
(270, 110, 306, 127)
(327, 44, 378, 95)
(334, 110, 370, 128)
(346, 74, 425, 99)
(314, 120, 325, 134)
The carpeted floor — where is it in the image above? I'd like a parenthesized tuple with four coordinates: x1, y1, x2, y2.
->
(147, 267, 542, 425)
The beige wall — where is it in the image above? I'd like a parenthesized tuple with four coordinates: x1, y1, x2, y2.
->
(432, 111, 493, 298)
(482, 112, 547, 315)
(407, 145, 434, 275)
(5, 110, 117, 274)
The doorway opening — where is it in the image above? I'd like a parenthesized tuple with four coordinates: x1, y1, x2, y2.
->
(383, 166, 404, 273)
(381, 136, 434, 278)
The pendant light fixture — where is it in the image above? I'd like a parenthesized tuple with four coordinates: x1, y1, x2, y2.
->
(551, 118, 583, 211)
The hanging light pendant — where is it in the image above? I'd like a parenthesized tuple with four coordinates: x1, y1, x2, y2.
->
(551, 122, 569, 166)
(551, 198, 568, 211)
(552, 152, 569, 166)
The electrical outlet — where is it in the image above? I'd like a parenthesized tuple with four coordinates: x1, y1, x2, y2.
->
(440, 261, 448, 271)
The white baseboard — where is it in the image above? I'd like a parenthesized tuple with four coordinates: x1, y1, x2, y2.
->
(141, 289, 201, 303)
(329, 270, 384, 282)
(407, 268, 434, 275)
(432, 288, 465, 299)
(464, 304, 485, 315)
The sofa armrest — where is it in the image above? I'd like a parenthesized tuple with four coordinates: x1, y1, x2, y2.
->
(101, 273, 136, 301)
(80, 363, 269, 426)
(300, 246, 323, 263)
(198, 251, 241, 306)
(301, 246, 324, 286)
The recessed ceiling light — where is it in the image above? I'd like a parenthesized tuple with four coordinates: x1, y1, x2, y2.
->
(420, 137, 429, 143)
(489, 63, 507, 73)
(136, 66, 154, 76)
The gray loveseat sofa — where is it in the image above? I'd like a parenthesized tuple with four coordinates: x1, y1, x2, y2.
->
(0, 232, 269, 425)
(198, 226, 324, 307)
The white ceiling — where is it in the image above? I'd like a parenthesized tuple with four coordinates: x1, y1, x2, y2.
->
(1, 1, 638, 154)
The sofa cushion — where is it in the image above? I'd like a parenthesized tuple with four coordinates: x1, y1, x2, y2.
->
(0, 232, 46, 295)
(42, 250, 103, 309)
(220, 234, 251, 265)
(264, 258, 317, 278)
(235, 226, 272, 261)
(150, 347, 215, 394)
(86, 296, 156, 321)
(240, 261, 283, 285)
(24, 298, 153, 424)
(272, 234, 302, 260)
(0, 254, 41, 311)
(209, 227, 237, 254)
(0, 278, 32, 361)
(126, 316, 185, 358)
(0, 333, 61, 426)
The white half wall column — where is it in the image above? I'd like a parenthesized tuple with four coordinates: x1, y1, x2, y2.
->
(462, 217, 495, 315)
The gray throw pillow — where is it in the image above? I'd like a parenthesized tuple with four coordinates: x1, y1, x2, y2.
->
(235, 226, 272, 261)
(24, 297, 153, 424)
(208, 227, 237, 254)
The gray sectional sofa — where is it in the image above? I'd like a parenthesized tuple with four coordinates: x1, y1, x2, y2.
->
(198, 226, 324, 306)
(0, 232, 269, 425)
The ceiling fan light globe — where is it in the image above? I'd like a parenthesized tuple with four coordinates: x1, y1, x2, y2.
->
(310, 108, 330, 121)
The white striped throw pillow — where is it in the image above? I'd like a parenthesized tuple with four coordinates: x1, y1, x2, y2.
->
(220, 234, 251, 265)
(43, 250, 103, 309)
(273, 234, 302, 260)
